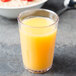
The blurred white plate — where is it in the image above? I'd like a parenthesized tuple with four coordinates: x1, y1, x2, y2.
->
(0, 0, 47, 19)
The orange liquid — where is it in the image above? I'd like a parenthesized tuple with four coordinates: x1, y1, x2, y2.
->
(19, 17, 57, 71)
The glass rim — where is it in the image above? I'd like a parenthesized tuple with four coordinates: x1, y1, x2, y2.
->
(18, 9, 59, 28)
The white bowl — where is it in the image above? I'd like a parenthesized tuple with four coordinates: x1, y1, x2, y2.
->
(0, 0, 47, 19)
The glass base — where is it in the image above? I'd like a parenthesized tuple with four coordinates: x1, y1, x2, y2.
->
(24, 66, 52, 73)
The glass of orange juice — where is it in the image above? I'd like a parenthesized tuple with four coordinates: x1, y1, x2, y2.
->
(18, 9, 59, 73)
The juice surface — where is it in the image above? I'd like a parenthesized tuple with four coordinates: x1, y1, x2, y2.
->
(19, 17, 57, 71)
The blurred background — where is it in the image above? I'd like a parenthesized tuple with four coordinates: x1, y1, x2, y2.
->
(43, 0, 64, 12)
(43, 0, 76, 16)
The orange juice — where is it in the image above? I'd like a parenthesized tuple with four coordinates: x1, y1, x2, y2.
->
(19, 17, 57, 71)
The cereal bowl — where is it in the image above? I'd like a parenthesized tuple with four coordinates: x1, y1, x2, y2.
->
(0, 0, 47, 19)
